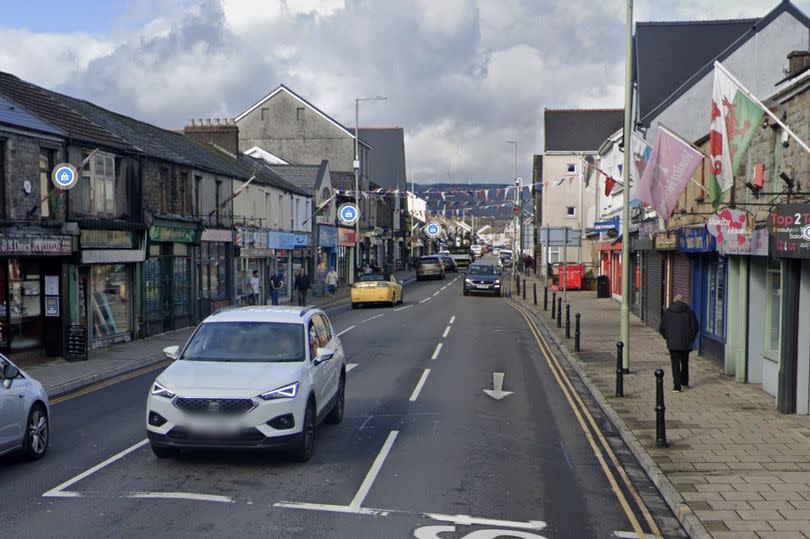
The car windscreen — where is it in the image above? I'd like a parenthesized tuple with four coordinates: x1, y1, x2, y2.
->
(420, 257, 439, 263)
(181, 321, 305, 362)
(358, 273, 386, 281)
(468, 265, 497, 276)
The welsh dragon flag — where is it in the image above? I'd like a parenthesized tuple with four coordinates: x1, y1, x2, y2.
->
(708, 62, 765, 208)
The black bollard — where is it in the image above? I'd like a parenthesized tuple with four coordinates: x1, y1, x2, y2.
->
(574, 313, 581, 351)
(516, 273, 520, 294)
(615, 341, 624, 397)
(565, 304, 571, 338)
(522, 280, 526, 300)
(551, 292, 557, 318)
(655, 368, 668, 448)
(543, 286, 548, 311)
(556, 297, 562, 328)
(533, 283, 537, 306)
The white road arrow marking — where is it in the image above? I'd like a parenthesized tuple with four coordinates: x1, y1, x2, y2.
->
(483, 372, 513, 400)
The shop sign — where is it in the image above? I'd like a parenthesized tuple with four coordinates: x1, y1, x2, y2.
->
(593, 219, 620, 233)
(235, 227, 268, 248)
(338, 228, 356, 247)
(149, 226, 200, 244)
(718, 227, 768, 256)
(318, 225, 338, 248)
(768, 203, 810, 258)
(201, 228, 233, 242)
(637, 218, 659, 239)
(0, 234, 72, 256)
(267, 231, 309, 249)
(80, 229, 134, 248)
(707, 208, 752, 254)
(676, 227, 715, 253)
(653, 233, 677, 250)
(240, 247, 274, 258)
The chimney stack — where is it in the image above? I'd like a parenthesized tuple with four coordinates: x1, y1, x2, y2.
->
(787, 51, 810, 78)
(184, 117, 239, 156)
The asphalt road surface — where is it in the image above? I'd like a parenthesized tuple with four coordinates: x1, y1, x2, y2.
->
(1, 263, 686, 538)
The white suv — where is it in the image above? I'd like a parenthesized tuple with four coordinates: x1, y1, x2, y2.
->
(146, 306, 346, 461)
(0, 357, 50, 460)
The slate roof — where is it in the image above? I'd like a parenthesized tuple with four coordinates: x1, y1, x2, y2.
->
(357, 128, 406, 190)
(543, 109, 624, 152)
(266, 163, 327, 194)
(636, 1, 810, 125)
(0, 94, 65, 137)
(0, 71, 135, 151)
(330, 171, 356, 191)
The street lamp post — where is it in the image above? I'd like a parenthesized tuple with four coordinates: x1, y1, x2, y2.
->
(354, 96, 387, 278)
(506, 140, 519, 258)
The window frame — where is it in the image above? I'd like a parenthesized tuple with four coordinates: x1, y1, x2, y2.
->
(565, 206, 576, 218)
(566, 163, 577, 174)
(764, 259, 782, 362)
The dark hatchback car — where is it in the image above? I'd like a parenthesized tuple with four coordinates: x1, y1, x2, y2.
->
(463, 264, 501, 296)
(438, 254, 458, 273)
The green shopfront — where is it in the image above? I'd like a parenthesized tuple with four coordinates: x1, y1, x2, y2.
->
(144, 223, 199, 337)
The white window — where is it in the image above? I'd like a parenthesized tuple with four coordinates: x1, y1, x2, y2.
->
(548, 248, 560, 264)
(765, 259, 782, 360)
(566, 206, 576, 217)
(80, 151, 116, 215)
(567, 163, 577, 174)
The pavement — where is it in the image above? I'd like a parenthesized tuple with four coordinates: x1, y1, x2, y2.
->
(510, 271, 810, 539)
(1, 268, 682, 538)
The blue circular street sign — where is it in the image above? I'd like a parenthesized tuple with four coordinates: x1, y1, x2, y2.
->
(425, 222, 441, 238)
(339, 203, 359, 225)
(52, 163, 78, 190)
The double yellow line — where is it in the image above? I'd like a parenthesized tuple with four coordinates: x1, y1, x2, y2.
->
(506, 298, 662, 539)
(49, 361, 169, 405)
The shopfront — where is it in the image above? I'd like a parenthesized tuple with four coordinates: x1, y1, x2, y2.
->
(198, 228, 233, 319)
(337, 227, 356, 284)
(144, 224, 199, 336)
(268, 231, 310, 298)
(0, 232, 72, 358)
(235, 227, 273, 305)
(77, 228, 146, 350)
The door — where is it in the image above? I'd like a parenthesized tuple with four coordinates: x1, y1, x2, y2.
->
(314, 314, 342, 398)
(0, 359, 25, 451)
(308, 318, 330, 415)
(161, 244, 174, 331)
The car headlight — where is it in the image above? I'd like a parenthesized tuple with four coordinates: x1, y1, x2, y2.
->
(376, 282, 390, 288)
(259, 382, 299, 400)
(151, 381, 176, 399)
(465, 278, 472, 283)
(495, 279, 500, 284)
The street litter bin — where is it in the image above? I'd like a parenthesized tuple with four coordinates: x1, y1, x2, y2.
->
(562, 264, 584, 291)
(596, 275, 610, 298)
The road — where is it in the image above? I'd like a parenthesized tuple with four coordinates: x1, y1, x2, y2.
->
(0, 262, 685, 538)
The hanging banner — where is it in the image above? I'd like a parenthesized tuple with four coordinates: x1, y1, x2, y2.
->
(768, 203, 810, 258)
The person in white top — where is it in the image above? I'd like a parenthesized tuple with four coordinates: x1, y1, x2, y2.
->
(249, 270, 261, 305)
(325, 267, 338, 297)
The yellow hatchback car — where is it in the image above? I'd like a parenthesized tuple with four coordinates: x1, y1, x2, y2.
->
(351, 273, 404, 309)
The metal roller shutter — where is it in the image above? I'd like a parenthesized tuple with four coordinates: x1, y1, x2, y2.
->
(671, 253, 691, 302)
(645, 251, 664, 331)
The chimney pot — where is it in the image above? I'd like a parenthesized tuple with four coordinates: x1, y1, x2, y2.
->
(787, 50, 810, 77)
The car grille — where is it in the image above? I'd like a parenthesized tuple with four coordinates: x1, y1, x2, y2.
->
(471, 280, 492, 285)
(166, 426, 265, 446)
(174, 398, 256, 415)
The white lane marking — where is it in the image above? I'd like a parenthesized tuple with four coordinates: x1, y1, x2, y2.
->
(349, 430, 399, 509)
(415, 527, 546, 539)
(442, 326, 451, 338)
(423, 513, 548, 531)
(431, 343, 443, 360)
(43, 439, 149, 497)
(346, 363, 358, 373)
(409, 369, 431, 402)
(362, 314, 384, 323)
(337, 325, 356, 336)
(274, 501, 390, 516)
(432, 291, 439, 296)
(449, 315, 456, 324)
(612, 533, 658, 539)
(394, 305, 413, 312)
(126, 492, 233, 503)
(419, 298, 431, 304)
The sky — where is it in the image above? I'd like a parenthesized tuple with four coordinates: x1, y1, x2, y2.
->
(0, 0, 807, 184)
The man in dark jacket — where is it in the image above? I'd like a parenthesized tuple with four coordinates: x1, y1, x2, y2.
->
(659, 295, 699, 393)
(293, 268, 310, 306)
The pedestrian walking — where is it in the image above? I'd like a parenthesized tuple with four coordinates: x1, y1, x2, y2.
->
(325, 267, 338, 297)
(249, 270, 261, 305)
(294, 268, 310, 306)
(270, 272, 284, 306)
(659, 294, 699, 393)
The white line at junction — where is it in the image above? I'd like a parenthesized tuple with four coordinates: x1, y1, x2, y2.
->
(346, 363, 358, 373)
(349, 430, 399, 509)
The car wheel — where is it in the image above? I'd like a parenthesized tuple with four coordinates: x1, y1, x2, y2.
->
(291, 401, 316, 462)
(399, 291, 404, 304)
(351, 302, 358, 309)
(150, 444, 179, 459)
(21, 404, 48, 460)
(325, 375, 345, 425)
(463, 289, 469, 296)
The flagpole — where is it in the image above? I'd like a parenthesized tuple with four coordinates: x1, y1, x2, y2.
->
(715, 61, 810, 155)
(620, 0, 634, 373)
(578, 152, 583, 264)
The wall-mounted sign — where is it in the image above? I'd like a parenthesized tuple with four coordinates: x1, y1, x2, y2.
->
(593, 219, 620, 233)
(235, 227, 268, 248)
(149, 225, 200, 244)
(337, 228, 356, 247)
(80, 229, 134, 249)
(201, 228, 233, 243)
(51, 163, 79, 190)
(318, 225, 338, 248)
(267, 231, 310, 250)
(706, 208, 752, 255)
(338, 203, 359, 225)
(768, 203, 810, 258)
(0, 234, 72, 256)
(45, 296, 59, 317)
(718, 227, 769, 256)
(676, 227, 715, 253)
(653, 232, 677, 250)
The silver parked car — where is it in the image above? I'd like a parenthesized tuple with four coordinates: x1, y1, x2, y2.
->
(0, 357, 50, 460)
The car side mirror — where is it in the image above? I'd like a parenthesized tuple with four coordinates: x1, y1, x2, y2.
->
(163, 345, 180, 360)
(2, 364, 19, 389)
(313, 347, 335, 365)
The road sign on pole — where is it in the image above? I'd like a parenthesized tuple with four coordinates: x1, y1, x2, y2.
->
(338, 203, 360, 225)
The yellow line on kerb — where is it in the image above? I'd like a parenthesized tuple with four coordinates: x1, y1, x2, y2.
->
(506, 298, 662, 539)
(49, 361, 168, 405)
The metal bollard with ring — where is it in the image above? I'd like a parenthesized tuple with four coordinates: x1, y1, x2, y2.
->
(574, 313, 581, 351)
(655, 368, 668, 448)
(615, 341, 624, 397)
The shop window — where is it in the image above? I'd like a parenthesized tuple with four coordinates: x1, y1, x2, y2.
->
(174, 257, 190, 316)
(198, 242, 228, 300)
(143, 258, 162, 321)
(705, 257, 727, 339)
(90, 264, 131, 339)
(8, 260, 42, 351)
(765, 259, 782, 360)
